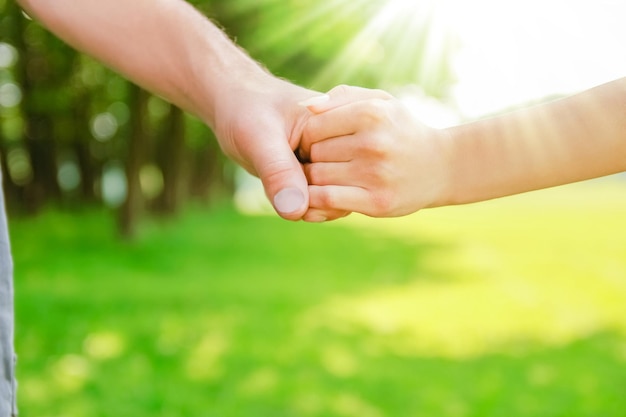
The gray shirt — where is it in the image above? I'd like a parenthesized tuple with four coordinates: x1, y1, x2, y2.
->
(0, 168, 17, 417)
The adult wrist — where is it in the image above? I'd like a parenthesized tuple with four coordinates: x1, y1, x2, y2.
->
(182, 20, 269, 126)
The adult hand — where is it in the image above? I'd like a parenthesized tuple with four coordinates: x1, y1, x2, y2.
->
(211, 72, 323, 221)
(299, 85, 452, 221)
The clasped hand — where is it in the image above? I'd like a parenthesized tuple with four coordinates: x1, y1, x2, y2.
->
(297, 85, 451, 222)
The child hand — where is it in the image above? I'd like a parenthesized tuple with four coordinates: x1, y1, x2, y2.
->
(299, 85, 451, 221)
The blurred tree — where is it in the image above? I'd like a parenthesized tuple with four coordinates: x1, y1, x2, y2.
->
(118, 84, 149, 238)
(0, 9, 22, 212)
(185, 115, 232, 206)
(68, 77, 94, 201)
(68, 55, 100, 203)
(8, 2, 78, 211)
(153, 104, 186, 215)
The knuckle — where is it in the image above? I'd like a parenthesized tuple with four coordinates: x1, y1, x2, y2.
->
(357, 99, 390, 127)
(372, 88, 394, 100)
(369, 190, 394, 217)
(302, 117, 317, 140)
(363, 133, 392, 159)
(366, 138, 387, 158)
(258, 158, 296, 187)
(309, 142, 321, 162)
(328, 84, 352, 97)
(306, 163, 325, 185)
(365, 166, 387, 189)
(317, 188, 336, 208)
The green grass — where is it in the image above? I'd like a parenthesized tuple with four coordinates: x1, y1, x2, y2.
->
(10, 180, 626, 417)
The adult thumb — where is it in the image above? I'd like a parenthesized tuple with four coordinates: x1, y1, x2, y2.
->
(254, 138, 309, 221)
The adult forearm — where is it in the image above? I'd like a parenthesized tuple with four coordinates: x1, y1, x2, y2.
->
(443, 77, 626, 205)
(17, 0, 264, 124)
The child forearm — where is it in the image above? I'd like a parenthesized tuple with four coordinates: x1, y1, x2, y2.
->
(443, 77, 626, 205)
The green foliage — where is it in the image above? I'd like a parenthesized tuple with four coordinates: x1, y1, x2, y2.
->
(11, 181, 626, 416)
(208, 0, 457, 95)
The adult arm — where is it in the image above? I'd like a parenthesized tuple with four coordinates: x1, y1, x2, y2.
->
(18, 0, 317, 219)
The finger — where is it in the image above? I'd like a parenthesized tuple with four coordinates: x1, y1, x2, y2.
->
(304, 162, 362, 187)
(297, 94, 330, 108)
(252, 133, 309, 221)
(308, 184, 375, 216)
(303, 85, 392, 114)
(301, 99, 389, 160)
(309, 134, 362, 163)
(298, 85, 392, 162)
(303, 207, 351, 223)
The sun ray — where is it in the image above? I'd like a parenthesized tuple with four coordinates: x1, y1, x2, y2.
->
(310, 1, 402, 90)
(220, 0, 459, 96)
(311, 0, 457, 95)
(252, 0, 376, 71)
(252, 0, 356, 53)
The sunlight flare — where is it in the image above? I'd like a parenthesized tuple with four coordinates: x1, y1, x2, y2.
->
(310, 0, 458, 93)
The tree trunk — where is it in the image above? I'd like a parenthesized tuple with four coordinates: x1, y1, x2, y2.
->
(154, 105, 185, 215)
(0, 148, 22, 213)
(8, 0, 63, 212)
(72, 85, 98, 203)
(118, 85, 149, 238)
(188, 140, 233, 206)
(74, 140, 97, 202)
(23, 114, 60, 210)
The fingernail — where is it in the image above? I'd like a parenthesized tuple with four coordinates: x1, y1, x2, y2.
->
(298, 95, 330, 107)
(306, 214, 327, 223)
(273, 188, 305, 214)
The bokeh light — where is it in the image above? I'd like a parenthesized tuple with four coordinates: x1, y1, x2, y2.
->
(7, 147, 33, 186)
(0, 42, 17, 68)
(0, 82, 22, 108)
(139, 164, 164, 200)
(57, 158, 82, 193)
(90, 112, 118, 142)
(101, 160, 127, 207)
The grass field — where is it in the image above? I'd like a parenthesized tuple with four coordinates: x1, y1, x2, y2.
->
(10, 179, 626, 417)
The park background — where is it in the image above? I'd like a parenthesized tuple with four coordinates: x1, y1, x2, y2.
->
(1, 0, 626, 416)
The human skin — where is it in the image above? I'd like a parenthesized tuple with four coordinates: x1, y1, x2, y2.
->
(17, 0, 320, 219)
(300, 78, 626, 220)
